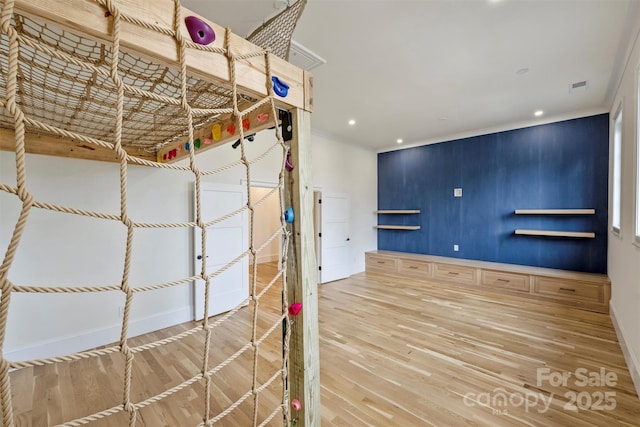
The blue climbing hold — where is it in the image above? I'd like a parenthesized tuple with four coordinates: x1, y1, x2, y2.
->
(284, 207, 294, 223)
(272, 76, 290, 98)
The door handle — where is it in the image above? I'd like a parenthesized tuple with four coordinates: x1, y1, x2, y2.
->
(197, 255, 209, 260)
(346, 238, 350, 241)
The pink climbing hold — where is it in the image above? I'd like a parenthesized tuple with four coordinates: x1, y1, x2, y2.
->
(257, 113, 269, 122)
(285, 151, 294, 171)
(288, 302, 302, 316)
(185, 16, 215, 45)
(291, 399, 302, 411)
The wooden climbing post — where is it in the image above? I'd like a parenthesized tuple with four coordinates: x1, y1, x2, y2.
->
(284, 107, 320, 426)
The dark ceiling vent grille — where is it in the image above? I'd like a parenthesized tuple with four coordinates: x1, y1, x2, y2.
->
(570, 80, 588, 93)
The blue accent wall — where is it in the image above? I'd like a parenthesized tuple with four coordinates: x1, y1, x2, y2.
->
(377, 114, 609, 274)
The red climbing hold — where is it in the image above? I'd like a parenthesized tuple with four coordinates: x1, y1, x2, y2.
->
(257, 113, 269, 122)
(288, 302, 302, 316)
(291, 399, 302, 411)
(227, 124, 236, 135)
(242, 118, 250, 130)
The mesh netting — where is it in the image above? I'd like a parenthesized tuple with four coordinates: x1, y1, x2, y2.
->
(0, 13, 249, 152)
(247, 0, 307, 61)
(0, 0, 298, 425)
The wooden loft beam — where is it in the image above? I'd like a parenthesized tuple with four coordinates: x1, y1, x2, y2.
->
(285, 108, 320, 426)
(13, 0, 313, 112)
(156, 102, 278, 164)
(0, 128, 157, 163)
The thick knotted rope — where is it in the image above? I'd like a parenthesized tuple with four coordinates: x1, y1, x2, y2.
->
(0, 0, 293, 425)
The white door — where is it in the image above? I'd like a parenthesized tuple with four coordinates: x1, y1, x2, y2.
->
(193, 183, 248, 321)
(320, 192, 350, 283)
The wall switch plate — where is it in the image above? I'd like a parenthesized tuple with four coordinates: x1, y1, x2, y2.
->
(454, 188, 462, 197)
(454, 244, 459, 251)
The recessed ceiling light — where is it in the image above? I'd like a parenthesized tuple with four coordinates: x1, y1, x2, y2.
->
(396, 139, 403, 144)
(348, 119, 356, 126)
(516, 68, 529, 75)
(534, 110, 544, 117)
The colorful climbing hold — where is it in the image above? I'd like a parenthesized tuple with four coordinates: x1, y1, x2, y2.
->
(212, 124, 222, 141)
(194, 138, 201, 149)
(203, 138, 213, 145)
(162, 153, 167, 161)
(284, 207, 294, 223)
(170, 148, 177, 159)
(185, 16, 215, 45)
(185, 142, 190, 152)
(291, 399, 302, 411)
(226, 124, 236, 135)
(285, 151, 294, 172)
(257, 113, 269, 123)
(271, 76, 290, 98)
(242, 118, 250, 130)
(177, 145, 182, 153)
(288, 303, 302, 316)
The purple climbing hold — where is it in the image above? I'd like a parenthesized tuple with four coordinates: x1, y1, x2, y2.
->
(185, 16, 215, 45)
(285, 150, 294, 171)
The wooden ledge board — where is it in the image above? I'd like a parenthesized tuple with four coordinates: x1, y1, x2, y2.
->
(0, 128, 156, 163)
(14, 0, 311, 112)
(375, 210, 421, 214)
(515, 209, 595, 215)
(156, 102, 278, 164)
(374, 225, 420, 230)
(515, 229, 595, 238)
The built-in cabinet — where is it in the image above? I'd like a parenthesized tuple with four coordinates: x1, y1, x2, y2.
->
(365, 250, 610, 313)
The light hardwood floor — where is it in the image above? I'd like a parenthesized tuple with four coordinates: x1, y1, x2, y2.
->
(6, 263, 640, 426)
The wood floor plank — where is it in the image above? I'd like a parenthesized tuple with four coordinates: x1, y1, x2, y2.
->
(6, 264, 640, 426)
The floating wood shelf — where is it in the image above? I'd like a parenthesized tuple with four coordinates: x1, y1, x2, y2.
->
(515, 229, 595, 238)
(515, 209, 595, 215)
(375, 210, 421, 214)
(375, 225, 421, 230)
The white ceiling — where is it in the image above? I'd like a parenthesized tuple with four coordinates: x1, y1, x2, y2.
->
(183, 0, 639, 151)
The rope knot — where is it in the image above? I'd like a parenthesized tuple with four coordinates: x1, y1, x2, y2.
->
(124, 402, 136, 414)
(121, 214, 133, 228)
(16, 187, 33, 206)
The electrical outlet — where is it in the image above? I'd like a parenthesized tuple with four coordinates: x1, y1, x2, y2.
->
(454, 244, 459, 251)
(454, 188, 462, 197)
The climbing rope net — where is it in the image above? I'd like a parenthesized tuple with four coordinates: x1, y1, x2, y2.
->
(0, 0, 298, 425)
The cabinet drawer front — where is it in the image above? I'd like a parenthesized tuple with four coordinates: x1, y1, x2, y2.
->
(398, 259, 431, 276)
(433, 263, 477, 285)
(481, 270, 530, 292)
(366, 255, 397, 273)
(533, 277, 603, 303)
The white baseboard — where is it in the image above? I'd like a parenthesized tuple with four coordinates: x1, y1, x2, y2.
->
(4, 306, 192, 362)
(610, 301, 640, 399)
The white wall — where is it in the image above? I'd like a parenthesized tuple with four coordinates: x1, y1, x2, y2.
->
(608, 27, 640, 398)
(249, 186, 281, 264)
(0, 128, 376, 360)
(311, 131, 378, 275)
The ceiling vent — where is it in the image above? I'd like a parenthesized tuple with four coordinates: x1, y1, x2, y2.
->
(288, 40, 326, 71)
(569, 80, 588, 93)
